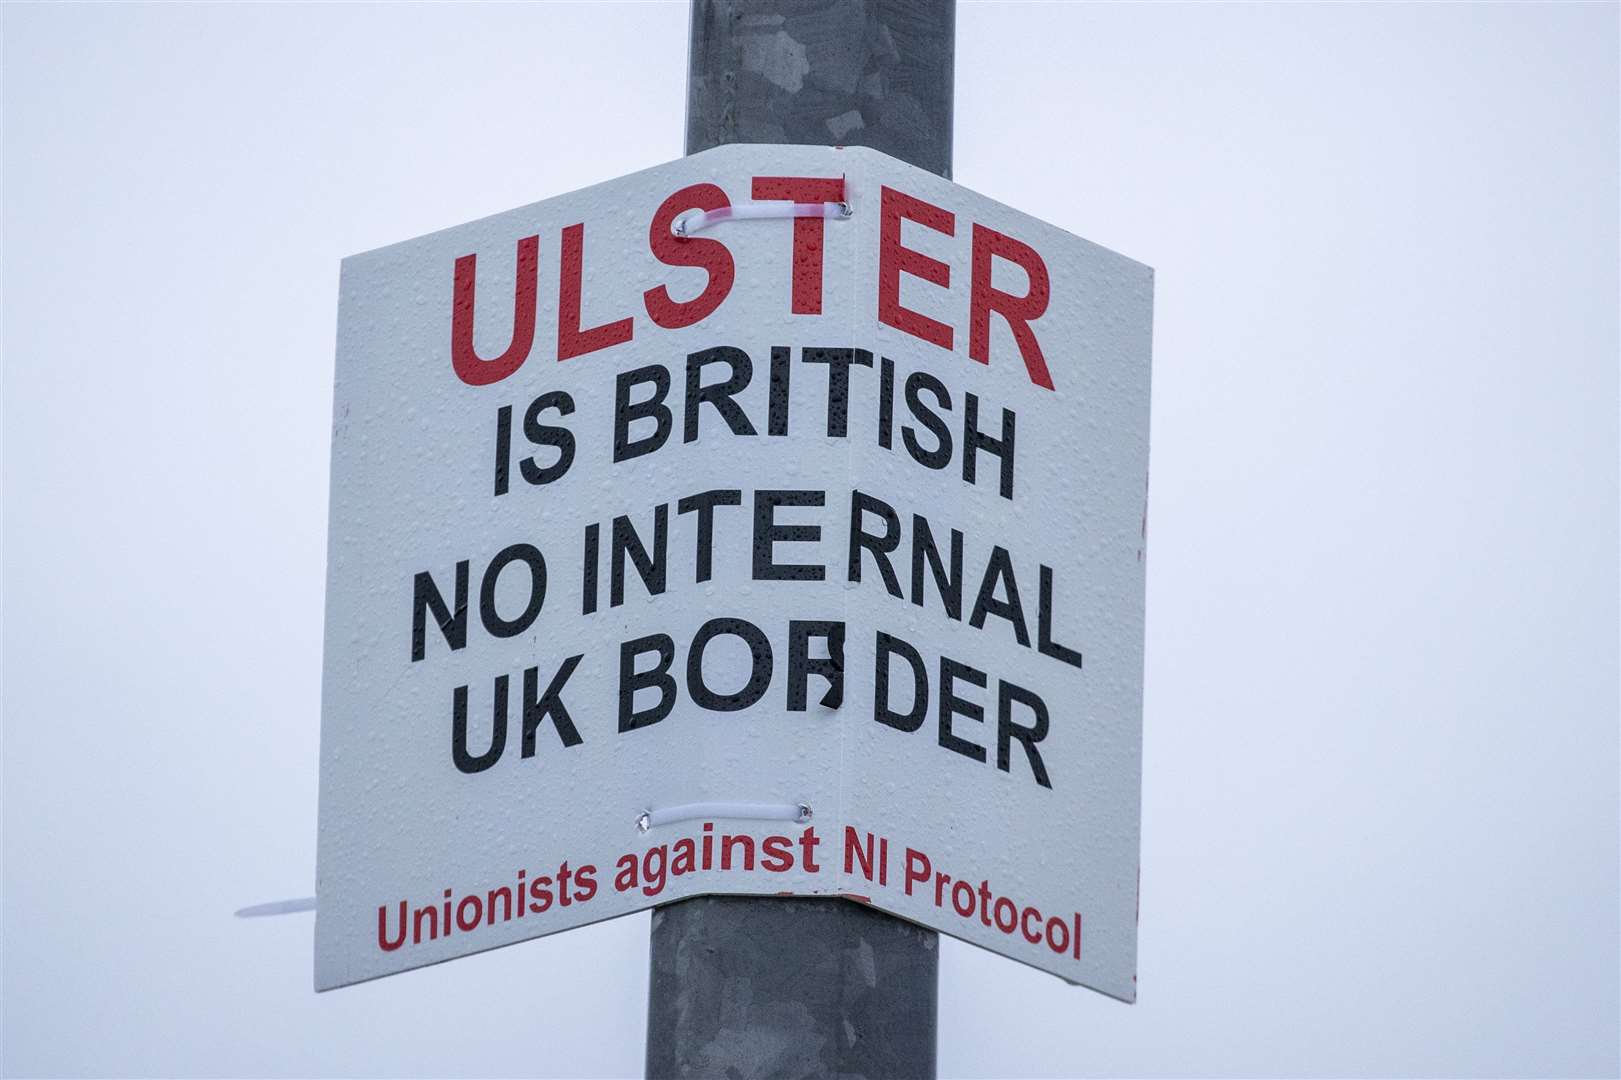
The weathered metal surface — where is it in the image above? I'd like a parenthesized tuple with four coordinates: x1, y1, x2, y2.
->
(686, 0, 955, 179)
(647, 897, 938, 1079)
(668, 8, 953, 1075)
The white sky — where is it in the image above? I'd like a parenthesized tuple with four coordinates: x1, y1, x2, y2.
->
(3, 2, 1617, 1077)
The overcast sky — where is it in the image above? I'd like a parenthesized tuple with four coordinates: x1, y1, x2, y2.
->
(4, 2, 1617, 1078)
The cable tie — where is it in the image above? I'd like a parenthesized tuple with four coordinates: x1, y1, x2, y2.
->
(636, 801, 812, 833)
(234, 803, 819, 917)
(674, 200, 852, 239)
(234, 896, 317, 918)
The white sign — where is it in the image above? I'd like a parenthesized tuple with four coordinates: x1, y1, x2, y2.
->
(317, 144, 1151, 1001)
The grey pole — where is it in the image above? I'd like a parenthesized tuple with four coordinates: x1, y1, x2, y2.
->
(685, 0, 954, 178)
(647, 3, 953, 1078)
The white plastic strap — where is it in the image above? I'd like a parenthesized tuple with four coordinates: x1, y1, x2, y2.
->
(235, 896, 316, 918)
(637, 801, 811, 833)
(674, 200, 851, 239)
(234, 803, 817, 917)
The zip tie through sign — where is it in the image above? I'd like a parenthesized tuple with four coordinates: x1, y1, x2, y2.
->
(636, 801, 812, 833)
(234, 804, 817, 916)
(235, 896, 317, 918)
(674, 198, 852, 239)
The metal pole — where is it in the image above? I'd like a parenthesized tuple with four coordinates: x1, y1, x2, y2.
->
(685, 0, 955, 178)
(647, 3, 954, 1078)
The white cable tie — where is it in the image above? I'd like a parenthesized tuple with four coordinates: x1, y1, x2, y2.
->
(636, 801, 812, 833)
(235, 806, 816, 915)
(674, 200, 851, 239)
(234, 896, 317, 918)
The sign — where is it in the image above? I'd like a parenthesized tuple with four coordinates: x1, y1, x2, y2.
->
(317, 144, 1151, 1001)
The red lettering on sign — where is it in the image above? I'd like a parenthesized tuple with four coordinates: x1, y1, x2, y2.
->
(1021, 905, 1043, 945)
(878, 186, 955, 350)
(903, 847, 931, 895)
(752, 175, 845, 315)
(450, 235, 539, 386)
(449, 182, 1062, 391)
(558, 223, 633, 361)
(646, 184, 736, 329)
(970, 223, 1054, 390)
